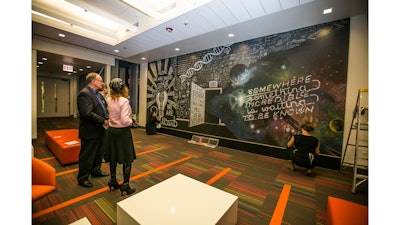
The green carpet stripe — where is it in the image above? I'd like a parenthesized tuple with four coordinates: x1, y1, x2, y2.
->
(275, 178, 315, 193)
(181, 151, 201, 158)
(238, 201, 259, 217)
(94, 197, 117, 223)
(184, 162, 208, 172)
(227, 158, 252, 167)
(224, 188, 264, 206)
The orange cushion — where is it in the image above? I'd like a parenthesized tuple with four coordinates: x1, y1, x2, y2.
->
(45, 129, 80, 165)
(32, 158, 56, 201)
(32, 185, 56, 201)
(326, 196, 368, 225)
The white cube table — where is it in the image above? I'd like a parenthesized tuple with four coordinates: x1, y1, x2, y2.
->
(69, 217, 91, 225)
(117, 173, 238, 225)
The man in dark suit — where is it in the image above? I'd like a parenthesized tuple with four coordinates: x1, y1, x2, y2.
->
(76, 72, 109, 187)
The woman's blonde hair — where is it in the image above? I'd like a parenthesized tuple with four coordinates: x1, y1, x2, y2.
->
(109, 78, 129, 100)
(110, 86, 129, 100)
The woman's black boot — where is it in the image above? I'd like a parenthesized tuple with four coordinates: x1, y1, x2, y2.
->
(120, 163, 136, 196)
(120, 182, 136, 196)
(108, 163, 120, 191)
(108, 177, 120, 191)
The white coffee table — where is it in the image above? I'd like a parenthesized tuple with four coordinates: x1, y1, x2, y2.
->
(117, 173, 238, 225)
(69, 217, 91, 225)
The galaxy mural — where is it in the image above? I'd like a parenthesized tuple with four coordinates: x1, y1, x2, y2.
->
(147, 19, 350, 157)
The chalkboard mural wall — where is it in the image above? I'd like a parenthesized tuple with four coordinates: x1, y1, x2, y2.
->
(147, 19, 350, 158)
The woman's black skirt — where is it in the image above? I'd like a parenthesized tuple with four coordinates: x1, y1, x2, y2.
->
(104, 127, 136, 164)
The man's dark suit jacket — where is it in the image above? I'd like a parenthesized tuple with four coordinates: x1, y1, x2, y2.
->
(77, 86, 107, 139)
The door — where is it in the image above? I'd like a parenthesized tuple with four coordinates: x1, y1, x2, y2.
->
(37, 77, 70, 117)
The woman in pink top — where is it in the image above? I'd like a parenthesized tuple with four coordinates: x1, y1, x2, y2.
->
(104, 78, 137, 195)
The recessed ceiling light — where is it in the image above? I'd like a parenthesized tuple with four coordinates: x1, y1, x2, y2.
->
(323, 7, 332, 14)
(59, 33, 66, 37)
(86, 65, 91, 68)
(79, 68, 84, 71)
(228, 33, 234, 37)
(141, 57, 146, 60)
(114, 49, 120, 53)
(38, 62, 43, 65)
(42, 57, 47, 61)
(174, 48, 180, 51)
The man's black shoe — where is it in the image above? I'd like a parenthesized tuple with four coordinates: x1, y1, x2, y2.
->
(91, 171, 109, 177)
(79, 180, 93, 188)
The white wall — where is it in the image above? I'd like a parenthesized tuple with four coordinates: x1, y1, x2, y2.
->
(138, 63, 149, 127)
(342, 14, 368, 162)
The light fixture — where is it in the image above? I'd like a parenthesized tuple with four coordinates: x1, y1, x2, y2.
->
(33, 0, 214, 45)
(228, 33, 234, 37)
(323, 7, 333, 14)
(121, 0, 164, 20)
(32, 0, 138, 45)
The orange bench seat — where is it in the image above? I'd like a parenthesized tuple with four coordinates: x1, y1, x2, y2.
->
(326, 196, 368, 225)
(45, 129, 80, 165)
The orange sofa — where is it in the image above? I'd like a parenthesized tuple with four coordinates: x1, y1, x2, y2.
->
(32, 157, 56, 201)
(45, 129, 81, 165)
(326, 196, 368, 225)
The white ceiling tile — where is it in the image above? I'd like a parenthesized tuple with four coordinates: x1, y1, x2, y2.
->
(177, 12, 217, 35)
(259, 0, 282, 14)
(33, 0, 367, 71)
(280, 0, 300, 10)
(240, 0, 267, 18)
(300, 0, 314, 4)
(221, 0, 251, 22)
(206, 0, 240, 26)
(193, 5, 225, 29)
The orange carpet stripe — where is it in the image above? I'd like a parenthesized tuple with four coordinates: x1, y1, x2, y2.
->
(269, 184, 291, 225)
(41, 157, 56, 161)
(205, 167, 231, 185)
(56, 168, 78, 176)
(33, 186, 108, 219)
(129, 156, 192, 181)
(32, 156, 192, 219)
(53, 147, 164, 177)
(136, 147, 164, 156)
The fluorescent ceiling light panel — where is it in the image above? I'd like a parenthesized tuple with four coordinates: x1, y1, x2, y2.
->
(32, 0, 137, 45)
(323, 7, 332, 14)
(121, 0, 163, 20)
(65, 0, 138, 32)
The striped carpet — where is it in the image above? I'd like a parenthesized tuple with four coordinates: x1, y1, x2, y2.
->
(32, 117, 368, 225)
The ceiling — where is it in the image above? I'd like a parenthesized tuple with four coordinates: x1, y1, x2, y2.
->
(32, 0, 368, 75)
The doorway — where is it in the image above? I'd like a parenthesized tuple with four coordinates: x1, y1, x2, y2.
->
(37, 77, 70, 117)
